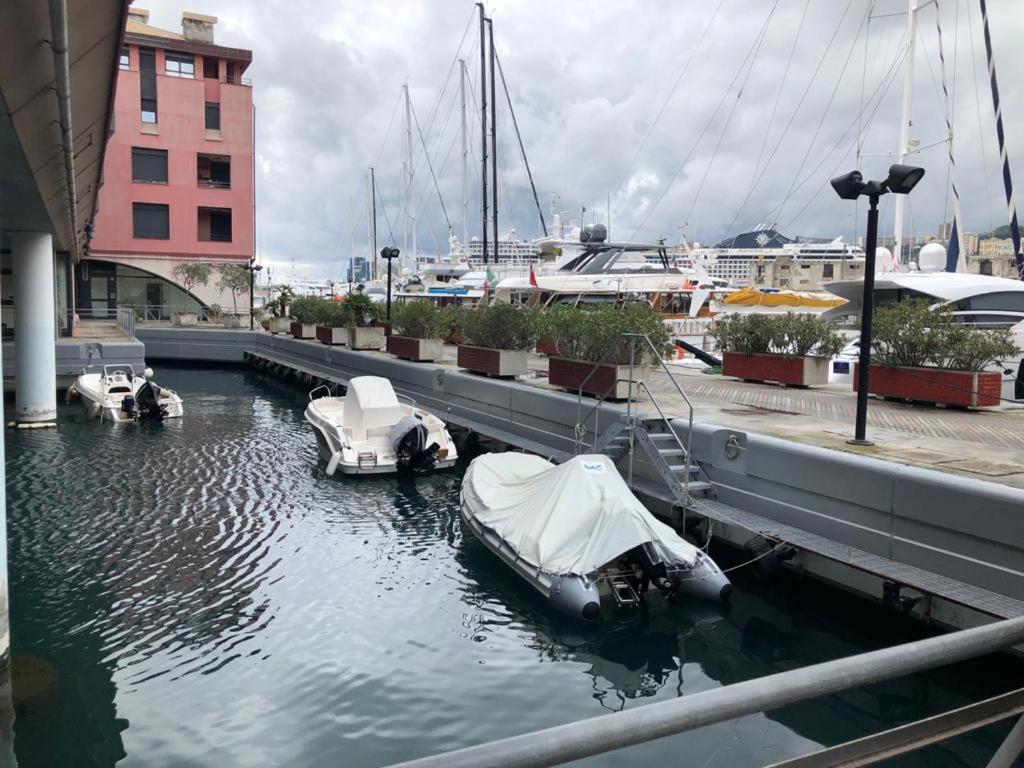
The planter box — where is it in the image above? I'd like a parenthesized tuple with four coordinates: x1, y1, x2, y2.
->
(458, 345, 528, 378)
(722, 352, 830, 387)
(548, 357, 645, 400)
(854, 363, 1001, 408)
(173, 312, 198, 327)
(290, 322, 316, 339)
(223, 313, 243, 328)
(389, 335, 443, 362)
(316, 325, 347, 345)
(536, 338, 559, 356)
(348, 326, 386, 350)
(268, 317, 292, 334)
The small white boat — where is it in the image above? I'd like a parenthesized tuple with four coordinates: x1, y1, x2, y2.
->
(461, 453, 731, 621)
(304, 376, 458, 475)
(66, 365, 184, 422)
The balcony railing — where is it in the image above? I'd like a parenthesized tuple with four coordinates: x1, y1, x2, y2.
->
(197, 179, 231, 189)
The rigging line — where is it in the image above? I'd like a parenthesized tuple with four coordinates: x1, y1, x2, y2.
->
(372, 90, 403, 170)
(419, 7, 477, 144)
(783, 47, 910, 228)
(628, 1, 778, 241)
(681, 0, 780, 232)
(410, 99, 452, 230)
(967, 0, 994, 234)
(724, 0, 811, 238)
(613, 0, 726, 195)
(725, 0, 857, 234)
(855, 0, 876, 240)
(935, 0, 965, 269)
(774, 1, 870, 225)
(495, 48, 547, 236)
(376, 173, 397, 248)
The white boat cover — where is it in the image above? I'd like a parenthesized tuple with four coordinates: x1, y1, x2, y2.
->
(462, 453, 699, 575)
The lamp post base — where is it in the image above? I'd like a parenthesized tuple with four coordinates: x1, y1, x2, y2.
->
(846, 438, 875, 447)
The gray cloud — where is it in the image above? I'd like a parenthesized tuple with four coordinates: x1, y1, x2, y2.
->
(142, 0, 1024, 279)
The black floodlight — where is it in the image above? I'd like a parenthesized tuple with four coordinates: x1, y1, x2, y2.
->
(381, 247, 400, 260)
(830, 170, 865, 200)
(884, 164, 926, 195)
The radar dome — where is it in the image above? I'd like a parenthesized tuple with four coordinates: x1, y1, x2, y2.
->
(579, 226, 593, 243)
(874, 246, 897, 273)
(590, 224, 608, 243)
(918, 242, 946, 273)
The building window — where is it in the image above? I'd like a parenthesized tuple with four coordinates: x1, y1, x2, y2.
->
(133, 203, 170, 239)
(204, 102, 220, 131)
(198, 207, 232, 242)
(203, 56, 219, 79)
(119, 47, 130, 70)
(197, 154, 231, 188)
(139, 48, 157, 123)
(822, 263, 834, 279)
(981, 260, 993, 276)
(165, 52, 195, 78)
(131, 147, 168, 183)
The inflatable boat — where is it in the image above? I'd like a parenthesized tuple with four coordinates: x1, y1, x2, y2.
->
(460, 453, 731, 620)
(304, 376, 458, 475)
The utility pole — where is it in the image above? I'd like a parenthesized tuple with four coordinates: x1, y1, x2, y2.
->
(460, 58, 469, 253)
(478, 2, 488, 265)
(892, 0, 917, 266)
(488, 17, 499, 263)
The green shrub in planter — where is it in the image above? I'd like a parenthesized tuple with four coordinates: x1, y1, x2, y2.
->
(543, 304, 669, 364)
(341, 292, 385, 327)
(712, 313, 843, 358)
(462, 303, 538, 350)
(391, 301, 450, 339)
(317, 300, 349, 328)
(206, 303, 224, 321)
(442, 304, 469, 343)
(872, 299, 1016, 370)
(290, 297, 328, 325)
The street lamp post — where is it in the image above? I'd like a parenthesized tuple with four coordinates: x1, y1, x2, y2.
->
(381, 247, 400, 337)
(247, 260, 263, 331)
(830, 163, 925, 445)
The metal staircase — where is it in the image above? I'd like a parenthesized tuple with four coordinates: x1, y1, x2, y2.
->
(575, 333, 714, 510)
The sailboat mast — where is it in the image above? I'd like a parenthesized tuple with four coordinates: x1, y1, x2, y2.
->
(934, 4, 966, 272)
(979, 0, 1023, 277)
(893, 0, 918, 267)
(370, 166, 378, 280)
(460, 58, 468, 252)
(478, 3, 489, 265)
(403, 83, 413, 261)
(488, 17, 499, 263)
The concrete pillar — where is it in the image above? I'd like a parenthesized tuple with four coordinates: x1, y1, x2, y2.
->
(11, 231, 57, 424)
(0, 243, 13, 765)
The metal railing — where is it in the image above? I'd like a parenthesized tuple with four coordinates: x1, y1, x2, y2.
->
(385, 616, 1024, 768)
(61, 307, 135, 338)
(197, 179, 231, 189)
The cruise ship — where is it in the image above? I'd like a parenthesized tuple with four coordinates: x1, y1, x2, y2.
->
(688, 228, 866, 289)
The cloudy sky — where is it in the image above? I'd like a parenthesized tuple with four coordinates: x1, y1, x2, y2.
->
(142, 0, 1024, 280)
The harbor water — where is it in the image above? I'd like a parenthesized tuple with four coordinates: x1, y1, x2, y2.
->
(5, 365, 1022, 767)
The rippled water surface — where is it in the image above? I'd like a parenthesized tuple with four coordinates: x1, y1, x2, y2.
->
(6, 365, 1022, 767)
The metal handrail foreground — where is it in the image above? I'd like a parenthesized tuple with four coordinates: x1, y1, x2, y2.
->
(384, 616, 1024, 768)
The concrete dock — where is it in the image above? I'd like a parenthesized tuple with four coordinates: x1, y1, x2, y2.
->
(136, 326, 1024, 634)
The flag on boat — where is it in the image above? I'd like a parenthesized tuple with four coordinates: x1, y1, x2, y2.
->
(529, 264, 538, 287)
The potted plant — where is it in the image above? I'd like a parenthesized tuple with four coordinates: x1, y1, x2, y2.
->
(344, 293, 386, 350)
(442, 304, 468, 345)
(857, 300, 1014, 407)
(267, 285, 295, 333)
(458, 303, 538, 377)
(713, 313, 844, 387)
(388, 300, 450, 362)
(170, 262, 211, 326)
(543, 303, 670, 399)
(315, 301, 348, 345)
(217, 264, 251, 328)
(205, 303, 224, 325)
(289, 297, 322, 339)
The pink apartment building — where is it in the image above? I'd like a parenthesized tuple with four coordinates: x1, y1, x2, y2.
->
(83, 7, 253, 319)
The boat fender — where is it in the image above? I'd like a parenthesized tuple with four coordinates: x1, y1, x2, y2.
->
(742, 537, 795, 580)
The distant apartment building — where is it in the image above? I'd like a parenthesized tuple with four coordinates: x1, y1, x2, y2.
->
(967, 237, 1019, 277)
(83, 8, 254, 320)
(936, 223, 980, 256)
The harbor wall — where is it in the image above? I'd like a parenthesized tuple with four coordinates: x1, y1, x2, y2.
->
(137, 327, 1024, 612)
(1, 339, 146, 392)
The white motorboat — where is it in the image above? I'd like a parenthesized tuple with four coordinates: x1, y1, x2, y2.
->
(304, 376, 458, 475)
(66, 365, 184, 422)
(460, 453, 731, 621)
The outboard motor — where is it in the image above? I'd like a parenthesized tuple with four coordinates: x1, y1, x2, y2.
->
(134, 380, 168, 421)
(121, 395, 138, 419)
(389, 415, 439, 473)
(622, 543, 675, 597)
